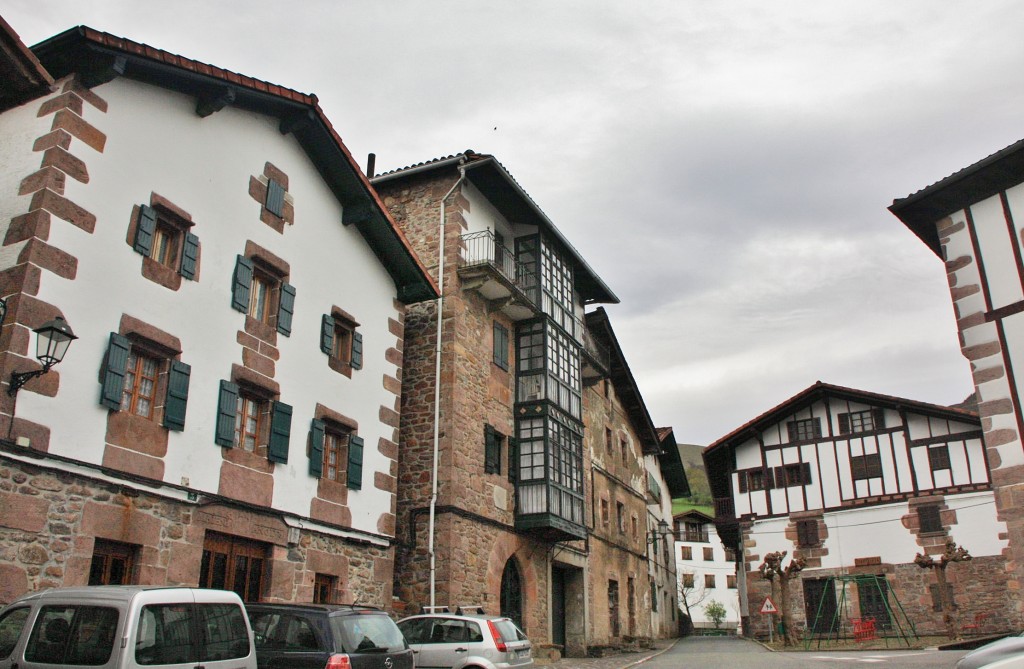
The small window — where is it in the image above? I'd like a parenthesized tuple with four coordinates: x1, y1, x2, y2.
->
(314, 574, 337, 604)
(651, 580, 659, 613)
(231, 255, 295, 337)
(605, 427, 613, 453)
(132, 203, 199, 282)
(308, 419, 362, 488)
(918, 504, 943, 534)
(215, 380, 291, 463)
(323, 430, 349, 483)
(99, 333, 191, 432)
(122, 350, 160, 418)
(703, 547, 714, 561)
(776, 463, 812, 487)
(89, 539, 136, 585)
(616, 502, 625, 533)
(704, 574, 716, 589)
(485, 424, 504, 475)
(680, 546, 692, 560)
(724, 548, 737, 562)
(748, 470, 765, 491)
(620, 436, 628, 464)
(493, 322, 509, 370)
(851, 452, 883, 481)
(0, 607, 30, 659)
(321, 311, 363, 374)
(601, 499, 610, 526)
(682, 573, 695, 588)
(727, 575, 737, 588)
(796, 519, 819, 547)
(631, 515, 639, 540)
(839, 409, 885, 435)
(787, 418, 821, 442)
(928, 444, 951, 472)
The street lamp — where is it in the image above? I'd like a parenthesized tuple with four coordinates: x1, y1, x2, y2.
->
(647, 519, 672, 546)
(9, 316, 77, 396)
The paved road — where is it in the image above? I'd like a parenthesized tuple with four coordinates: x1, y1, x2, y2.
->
(662, 637, 969, 668)
(581, 636, 972, 669)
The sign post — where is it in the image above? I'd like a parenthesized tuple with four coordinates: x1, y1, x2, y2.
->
(760, 596, 778, 643)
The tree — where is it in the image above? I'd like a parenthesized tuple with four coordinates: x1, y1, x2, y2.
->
(915, 540, 972, 640)
(677, 567, 710, 634)
(704, 599, 727, 629)
(758, 550, 806, 647)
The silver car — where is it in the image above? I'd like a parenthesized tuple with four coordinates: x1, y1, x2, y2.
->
(397, 612, 532, 669)
(958, 634, 1024, 669)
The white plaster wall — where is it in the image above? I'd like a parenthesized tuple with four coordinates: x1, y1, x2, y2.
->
(747, 491, 1006, 572)
(971, 194, 1022, 311)
(14, 77, 404, 535)
(675, 523, 740, 627)
(0, 94, 56, 250)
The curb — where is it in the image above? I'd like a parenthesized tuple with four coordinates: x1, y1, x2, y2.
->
(619, 640, 680, 668)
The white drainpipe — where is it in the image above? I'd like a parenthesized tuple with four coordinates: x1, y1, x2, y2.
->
(429, 163, 465, 609)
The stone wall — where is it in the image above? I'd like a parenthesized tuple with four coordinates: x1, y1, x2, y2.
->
(0, 454, 393, 608)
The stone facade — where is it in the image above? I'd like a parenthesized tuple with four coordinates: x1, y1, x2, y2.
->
(0, 455, 393, 606)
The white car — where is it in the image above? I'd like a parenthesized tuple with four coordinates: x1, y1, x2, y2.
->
(397, 612, 532, 669)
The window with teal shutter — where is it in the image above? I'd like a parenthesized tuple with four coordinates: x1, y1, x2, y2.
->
(351, 331, 363, 370)
(162, 361, 191, 431)
(320, 315, 334, 354)
(231, 256, 253, 312)
(133, 205, 157, 256)
(268, 401, 292, 463)
(215, 380, 240, 446)
(309, 419, 326, 477)
(277, 283, 296, 336)
(266, 179, 286, 217)
(180, 232, 200, 280)
(347, 435, 364, 490)
(99, 333, 132, 410)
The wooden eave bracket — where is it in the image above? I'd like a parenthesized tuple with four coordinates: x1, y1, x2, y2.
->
(196, 86, 236, 118)
(80, 54, 126, 88)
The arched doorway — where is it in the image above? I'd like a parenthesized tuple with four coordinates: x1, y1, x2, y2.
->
(500, 557, 524, 631)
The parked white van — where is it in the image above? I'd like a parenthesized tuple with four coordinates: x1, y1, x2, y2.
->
(0, 586, 256, 669)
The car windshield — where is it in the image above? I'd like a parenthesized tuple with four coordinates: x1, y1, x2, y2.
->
(331, 614, 405, 653)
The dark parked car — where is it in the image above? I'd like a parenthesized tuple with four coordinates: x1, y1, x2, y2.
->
(245, 603, 413, 669)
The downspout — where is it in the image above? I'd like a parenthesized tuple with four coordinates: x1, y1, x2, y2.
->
(429, 162, 466, 609)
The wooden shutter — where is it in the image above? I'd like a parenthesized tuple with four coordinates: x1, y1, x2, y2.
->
(351, 331, 363, 370)
(215, 380, 239, 446)
(266, 179, 285, 217)
(872, 408, 886, 429)
(801, 462, 813, 484)
(320, 315, 334, 354)
(838, 413, 850, 435)
(231, 256, 253, 312)
(786, 421, 797, 441)
(162, 361, 191, 431)
(764, 467, 776, 489)
(133, 205, 156, 256)
(180, 232, 199, 280)
(737, 471, 748, 494)
(277, 283, 296, 336)
(347, 435, 364, 490)
(774, 466, 786, 488)
(484, 424, 500, 475)
(99, 333, 132, 410)
(507, 437, 517, 483)
(268, 401, 292, 463)
(309, 419, 326, 477)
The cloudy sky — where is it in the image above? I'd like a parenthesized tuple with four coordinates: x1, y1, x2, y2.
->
(7, 2, 1022, 445)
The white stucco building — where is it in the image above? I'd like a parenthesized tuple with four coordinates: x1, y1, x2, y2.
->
(0, 22, 436, 605)
(674, 509, 740, 633)
(703, 382, 1011, 639)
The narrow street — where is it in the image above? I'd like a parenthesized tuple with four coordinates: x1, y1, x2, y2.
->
(639, 637, 971, 669)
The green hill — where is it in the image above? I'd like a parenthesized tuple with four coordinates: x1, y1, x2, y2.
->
(675, 443, 711, 506)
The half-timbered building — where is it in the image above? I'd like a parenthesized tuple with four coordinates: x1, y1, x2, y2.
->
(704, 382, 1011, 638)
(890, 137, 1024, 623)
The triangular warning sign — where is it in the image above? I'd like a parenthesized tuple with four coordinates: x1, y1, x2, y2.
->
(760, 596, 778, 614)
